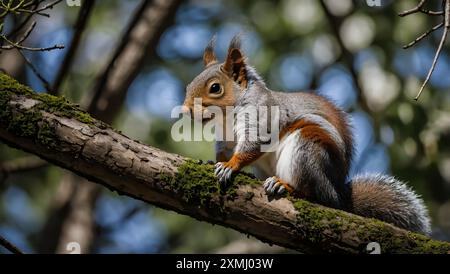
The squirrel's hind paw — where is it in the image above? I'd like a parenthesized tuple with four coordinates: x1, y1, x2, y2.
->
(264, 176, 293, 196)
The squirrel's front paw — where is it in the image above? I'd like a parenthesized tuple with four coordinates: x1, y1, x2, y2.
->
(264, 176, 293, 196)
(214, 162, 235, 185)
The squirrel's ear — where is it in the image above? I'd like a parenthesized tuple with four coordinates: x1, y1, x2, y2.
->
(222, 35, 248, 88)
(203, 36, 217, 66)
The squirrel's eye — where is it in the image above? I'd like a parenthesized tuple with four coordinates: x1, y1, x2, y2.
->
(209, 83, 221, 94)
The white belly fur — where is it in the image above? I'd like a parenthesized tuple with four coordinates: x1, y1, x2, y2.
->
(252, 130, 300, 184)
(275, 130, 300, 184)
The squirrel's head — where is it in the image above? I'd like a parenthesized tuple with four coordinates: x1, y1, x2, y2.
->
(183, 35, 250, 120)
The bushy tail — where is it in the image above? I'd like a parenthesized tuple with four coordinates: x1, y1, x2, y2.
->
(349, 174, 431, 235)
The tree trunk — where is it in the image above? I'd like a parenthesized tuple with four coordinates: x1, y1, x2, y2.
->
(38, 0, 182, 253)
(1, 73, 450, 254)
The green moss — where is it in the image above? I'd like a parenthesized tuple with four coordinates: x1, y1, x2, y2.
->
(292, 199, 350, 244)
(0, 90, 43, 138)
(160, 160, 261, 214)
(0, 73, 33, 95)
(0, 91, 13, 124)
(7, 109, 43, 138)
(0, 73, 95, 125)
(37, 120, 56, 147)
(165, 160, 217, 204)
(354, 222, 450, 254)
(292, 198, 450, 254)
(36, 93, 94, 124)
(0, 73, 97, 149)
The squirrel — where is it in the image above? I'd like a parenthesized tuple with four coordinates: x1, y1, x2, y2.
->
(182, 35, 431, 235)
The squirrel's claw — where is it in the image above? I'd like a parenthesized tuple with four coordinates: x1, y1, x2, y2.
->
(215, 162, 234, 186)
(264, 176, 289, 196)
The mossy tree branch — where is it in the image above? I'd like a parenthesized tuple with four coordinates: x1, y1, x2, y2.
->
(0, 73, 449, 254)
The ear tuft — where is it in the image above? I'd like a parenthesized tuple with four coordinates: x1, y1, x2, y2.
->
(228, 34, 242, 51)
(203, 35, 217, 66)
(223, 34, 248, 89)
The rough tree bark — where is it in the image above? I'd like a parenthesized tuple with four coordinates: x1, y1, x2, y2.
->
(1, 73, 450, 254)
(38, 0, 182, 253)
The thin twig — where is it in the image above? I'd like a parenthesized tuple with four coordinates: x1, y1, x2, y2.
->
(16, 48, 53, 91)
(403, 22, 444, 49)
(14, 20, 36, 45)
(6, 1, 39, 39)
(0, 234, 24, 254)
(86, 0, 153, 113)
(51, 0, 96, 94)
(399, 0, 427, 16)
(3, 0, 63, 41)
(420, 9, 444, 15)
(400, 0, 450, 100)
(17, 0, 62, 16)
(1, 34, 64, 51)
(21, 0, 40, 9)
(1, 0, 61, 20)
(415, 4, 449, 100)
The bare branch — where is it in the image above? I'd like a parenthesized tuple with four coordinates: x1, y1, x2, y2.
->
(51, 0, 96, 94)
(399, 0, 450, 100)
(420, 9, 444, 15)
(86, 0, 182, 122)
(17, 0, 63, 17)
(39, 0, 182, 254)
(16, 48, 52, 91)
(1, 73, 450, 254)
(398, 0, 443, 16)
(1, 0, 64, 52)
(6, 1, 40, 40)
(415, 0, 450, 100)
(403, 22, 444, 49)
(0, 34, 64, 51)
(0, 234, 24, 254)
(14, 21, 37, 45)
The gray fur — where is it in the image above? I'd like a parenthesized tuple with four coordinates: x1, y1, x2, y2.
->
(351, 174, 431, 235)
(233, 76, 431, 234)
(188, 36, 431, 235)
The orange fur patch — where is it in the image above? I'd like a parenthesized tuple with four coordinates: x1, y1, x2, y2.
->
(310, 94, 353, 167)
(280, 119, 341, 158)
(224, 151, 262, 171)
(201, 80, 236, 109)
